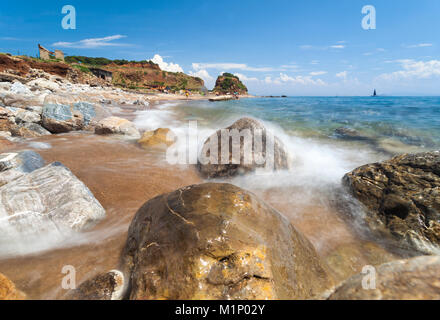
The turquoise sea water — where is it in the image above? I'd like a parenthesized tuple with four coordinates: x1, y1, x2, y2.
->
(175, 96, 440, 152)
(134, 96, 440, 192)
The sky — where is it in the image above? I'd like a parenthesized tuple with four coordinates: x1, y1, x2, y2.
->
(1, 0, 439, 95)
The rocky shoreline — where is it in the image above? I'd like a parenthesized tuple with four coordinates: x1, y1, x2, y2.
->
(0, 69, 439, 300)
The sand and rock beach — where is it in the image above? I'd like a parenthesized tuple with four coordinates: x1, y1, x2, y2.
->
(0, 61, 439, 301)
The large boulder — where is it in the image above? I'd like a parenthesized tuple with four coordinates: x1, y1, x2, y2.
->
(11, 123, 51, 138)
(0, 150, 45, 186)
(41, 104, 83, 133)
(328, 256, 440, 300)
(0, 162, 106, 253)
(72, 102, 96, 126)
(197, 118, 289, 178)
(343, 151, 440, 254)
(137, 128, 174, 149)
(120, 183, 333, 300)
(0, 273, 26, 300)
(95, 117, 140, 138)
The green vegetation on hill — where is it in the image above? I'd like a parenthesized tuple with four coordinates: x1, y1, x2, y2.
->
(65, 56, 157, 67)
(213, 73, 248, 95)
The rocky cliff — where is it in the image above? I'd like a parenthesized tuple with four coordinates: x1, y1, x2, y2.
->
(213, 73, 248, 95)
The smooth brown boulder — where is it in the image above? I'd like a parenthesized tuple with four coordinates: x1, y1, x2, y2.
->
(197, 118, 289, 178)
(95, 117, 140, 138)
(328, 256, 440, 300)
(0, 273, 26, 300)
(121, 183, 333, 300)
(138, 128, 174, 148)
(66, 270, 125, 300)
(343, 151, 440, 255)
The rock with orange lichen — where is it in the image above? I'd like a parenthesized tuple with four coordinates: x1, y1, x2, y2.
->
(95, 116, 140, 138)
(0, 273, 26, 300)
(121, 183, 334, 300)
(137, 128, 174, 149)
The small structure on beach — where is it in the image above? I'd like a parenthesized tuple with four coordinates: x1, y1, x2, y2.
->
(38, 44, 65, 61)
(89, 67, 113, 81)
(54, 50, 64, 61)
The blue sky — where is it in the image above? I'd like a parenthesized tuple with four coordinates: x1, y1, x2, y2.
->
(1, 0, 439, 95)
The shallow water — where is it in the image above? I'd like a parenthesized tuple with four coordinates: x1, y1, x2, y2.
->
(1, 97, 434, 298)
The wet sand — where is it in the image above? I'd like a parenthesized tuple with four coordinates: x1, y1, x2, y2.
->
(0, 132, 202, 299)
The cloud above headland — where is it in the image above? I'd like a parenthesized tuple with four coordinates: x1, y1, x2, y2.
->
(149, 54, 184, 73)
(192, 62, 275, 72)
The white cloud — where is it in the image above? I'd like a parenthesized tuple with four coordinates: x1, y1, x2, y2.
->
(188, 69, 214, 87)
(150, 54, 184, 73)
(404, 43, 433, 48)
(336, 71, 348, 79)
(234, 73, 259, 82)
(309, 71, 327, 76)
(378, 59, 440, 80)
(53, 35, 128, 49)
(278, 73, 326, 86)
(330, 45, 345, 49)
(310, 60, 320, 65)
(192, 62, 274, 72)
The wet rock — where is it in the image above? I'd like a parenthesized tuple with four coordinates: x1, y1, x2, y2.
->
(328, 256, 440, 300)
(10, 81, 31, 95)
(0, 150, 45, 186)
(41, 104, 83, 133)
(67, 270, 125, 300)
(0, 162, 106, 241)
(27, 78, 60, 92)
(0, 273, 26, 300)
(121, 183, 333, 300)
(73, 102, 96, 126)
(334, 127, 369, 141)
(343, 151, 440, 254)
(198, 118, 289, 178)
(10, 123, 51, 138)
(25, 106, 43, 115)
(138, 128, 174, 148)
(95, 117, 140, 138)
(14, 109, 41, 124)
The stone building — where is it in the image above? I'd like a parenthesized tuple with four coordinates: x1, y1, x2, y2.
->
(55, 50, 65, 61)
(38, 44, 64, 61)
(38, 44, 52, 60)
(89, 68, 113, 81)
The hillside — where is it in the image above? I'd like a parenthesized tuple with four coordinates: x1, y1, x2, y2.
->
(66, 56, 205, 92)
(213, 73, 248, 95)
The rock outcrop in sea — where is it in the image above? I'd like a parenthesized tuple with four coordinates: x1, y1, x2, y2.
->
(343, 151, 440, 255)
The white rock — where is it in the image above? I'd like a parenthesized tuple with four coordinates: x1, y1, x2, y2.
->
(27, 78, 60, 92)
(10, 82, 31, 95)
(0, 162, 106, 256)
